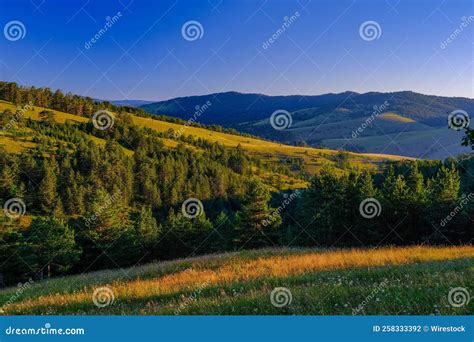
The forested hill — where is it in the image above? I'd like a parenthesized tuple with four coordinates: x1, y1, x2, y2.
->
(141, 91, 474, 159)
(0, 82, 473, 289)
(142, 91, 474, 126)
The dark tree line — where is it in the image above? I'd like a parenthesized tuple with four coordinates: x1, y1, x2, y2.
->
(284, 161, 473, 247)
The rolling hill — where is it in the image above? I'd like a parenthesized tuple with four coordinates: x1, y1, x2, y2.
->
(141, 91, 474, 159)
(0, 99, 410, 189)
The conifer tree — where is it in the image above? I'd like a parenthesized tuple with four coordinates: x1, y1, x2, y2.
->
(135, 205, 161, 250)
(23, 217, 80, 279)
(38, 159, 58, 214)
(236, 178, 280, 248)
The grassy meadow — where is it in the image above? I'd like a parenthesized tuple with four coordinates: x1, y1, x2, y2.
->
(0, 246, 472, 315)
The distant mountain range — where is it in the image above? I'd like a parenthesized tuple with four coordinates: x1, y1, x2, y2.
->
(110, 99, 155, 107)
(139, 91, 474, 159)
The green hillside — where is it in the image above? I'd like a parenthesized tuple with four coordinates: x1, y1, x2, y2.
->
(0, 99, 410, 187)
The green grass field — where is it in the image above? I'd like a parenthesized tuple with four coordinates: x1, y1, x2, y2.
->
(0, 246, 472, 315)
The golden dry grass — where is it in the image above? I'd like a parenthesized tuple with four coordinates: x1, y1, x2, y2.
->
(0, 134, 37, 153)
(3, 245, 472, 314)
(131, 115, 412, 166)
(379, 112, 416, 123)
(0, 100, 88, 124)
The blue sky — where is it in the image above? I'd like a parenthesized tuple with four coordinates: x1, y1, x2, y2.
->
(0, 0, 472, 101)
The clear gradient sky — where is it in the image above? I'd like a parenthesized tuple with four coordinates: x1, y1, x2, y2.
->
(0, 0, 472, 101)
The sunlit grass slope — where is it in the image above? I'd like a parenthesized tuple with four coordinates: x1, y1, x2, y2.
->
(0, 100, 412, 178)
(131, 115, 412, 172)
(1, 246, 472, 315)
(379, 112, 416, 123)
(0, 134, 37, 153)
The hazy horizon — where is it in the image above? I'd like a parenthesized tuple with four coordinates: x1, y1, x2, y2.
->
(4, 81, 474, 103)
(103, 88, 474, 103)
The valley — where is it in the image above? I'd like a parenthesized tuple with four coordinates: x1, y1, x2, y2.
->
(141, 91, 474, 159)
